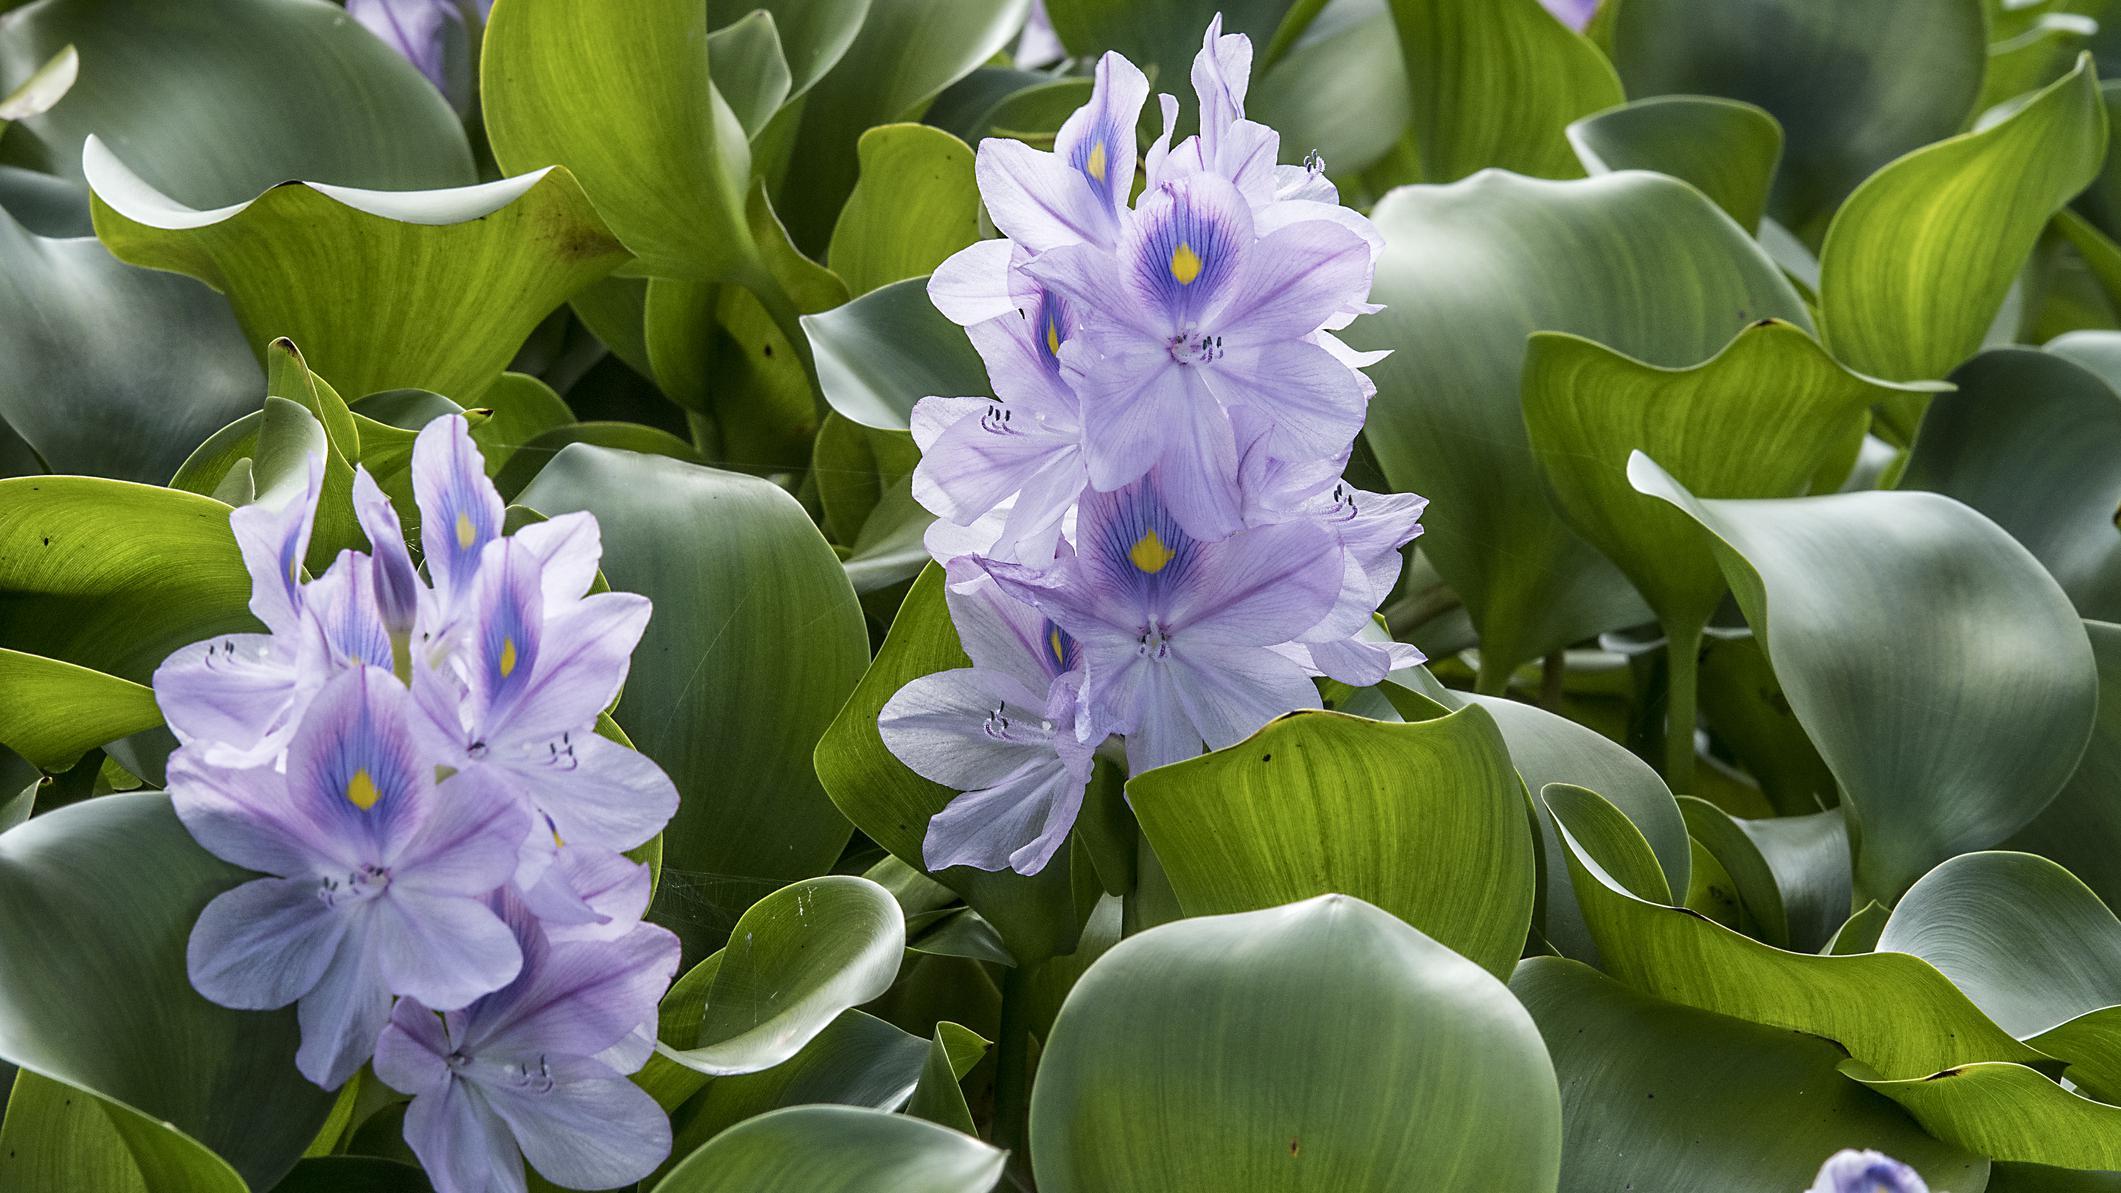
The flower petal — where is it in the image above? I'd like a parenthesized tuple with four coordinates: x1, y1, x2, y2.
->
(501, 731, 677, 853)
(976, 138, 1116, 253)
(928, 238, 1017, 326)
(923, 758, 1087, 876)
(187, 876, 348, 1010)
(880, 668, 1060, 790)
(296, 942, 394, 1088)
(373, 890, 523, 1011)
(230, 454, 321, 637)
(488, 1055, 670, 1191)
(413, 414, 504, 607)
(403, 1075, 525, 1193)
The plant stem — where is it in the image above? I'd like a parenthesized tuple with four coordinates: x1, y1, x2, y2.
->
(1538, 650, 1566, 709)
(993, 964, 1036, 1188)
(1474, 649, 1511, 697)
(1664, 622, 1701, 794)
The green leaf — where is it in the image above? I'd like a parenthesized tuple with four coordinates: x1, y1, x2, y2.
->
(466, 372, 574, 479)
(1247, 0, 1410, 179)
(1678, 800, 1850, 952)
(827, 124, 980, 298)
(0, 476, 249, 681)
(1031, 895, 1562, 1192)
(1630, 453, 2100, 902)
(0, 45, 76, 133)
(725, 0, 873, 100)
(1416, 686, 1690, 964)
(1127, 707, 1535, 980)
(0, 208, 261, 483)
(1902, 344, 2121, 621)
(0, 0, 471, 205)
(653, 1105, 1004, 1193)
(1387, 0, 1623, 181)
(1566, 95, 1783, 232)
(1982, 12, 2102, 114)
(492, 422, 707, 502)
(665, 1010, 983, 1160)
(1043, 0, 1297, 88)
(1818, 56, 2108, 389)
(710, 12, 795, 140)
(1545, 782, 2053, 1080)
(0, 794, 335, 1189)
(0, 1068, 248, 1193)
(2008, 621, 2121, 914)
(269, 1156, 433, 1192)
(815, 565, 1091, 966)
(1512, 957, 1990, 1193)
(804, 276, 989, 433)
(1352, 171, 1807, 686)
(905, 1023, 986, 1134)
(87, 141, 628, 405)
(1848, 1060, 2121, 1170)
(1608, 0, 1987, 240)
(772, 0, 1028, 254)
(0, 650, 161, 773)
(660, 875, 905, 1076)
(484, 0, 754, 283)
(1524, 320, 1926, 643)
(1879, 851, 2121, 1099)
(516, 447, 869, 951)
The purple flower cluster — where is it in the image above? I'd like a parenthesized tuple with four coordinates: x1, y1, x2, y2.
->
(1810, 1150, 1928, 1193)
(882, 17, 1426, 878)
(155, 417, 680, 1193)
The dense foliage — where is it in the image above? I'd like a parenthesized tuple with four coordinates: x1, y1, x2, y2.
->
(3, 0, 2121, 1190)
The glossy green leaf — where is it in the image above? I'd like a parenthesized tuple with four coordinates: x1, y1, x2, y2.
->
(1388, 0, 1622, 182)
(0, 0, 471, 205)
(516, 447, 869, 950)
(0, 207, 260, 483)
(659, 875, 904, 1076)
(1524, 319, 1926, 644)
(0, 476, 249, 681)
(0, 795, 335, 1189)
(653, 1105, 1004, 1193)
(0, 1068, 247, 1193)
(667, 1011, 984, 1158)
(0, 45, 76, 134)
(0, 650, 160, 772)
(88, 141, 628, 404)
(1902, 344, 2121, 621)
(1045, 0, 1296, 84)
(815, 565, 1090, 966)
(827, 124, 979, 298)
(1609, 0, 1987, 240)
(804, 276, 990, 433)
(1818, 57, 2108, 388)
(1849, 1060, 2121, 1170)
(1567, 95, 1782, 232)
(1632, 454, 2100, 902)
(1512, 957, 1989, 1193)
(1679, 800, 1849, 952)
(1696, 633, 1838, 817)
(718, 0, 872, 99)
(1352, 171, 1807, 686)
(773, 0, 1028, 253)
(1547, 782, 2052, 1079)
(710, 12, 794, 141)
(484, 0, 754, 284)
(1128, 707, 1535, 980)
(1248, 0, 1409, 179)
(1415, 685, 1690, 964)
(2008, 621, 2121, 913)
(1984, 12, 2102, 113)
(1879, 851, 2121, 1098)
(1032, 895, 1562, 1192)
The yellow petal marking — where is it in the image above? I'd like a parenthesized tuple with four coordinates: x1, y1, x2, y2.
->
(1087, 140, 1108, 182)
(1049, 626, 1067, 666)
(1170, 242, 1203, 285)
(1046, 317, 1062, 357)
(346, 768, 381, 811)
(455, 512, 476, 550)
(499, 637, 518, 678)
(1130, 530, 1176, 574)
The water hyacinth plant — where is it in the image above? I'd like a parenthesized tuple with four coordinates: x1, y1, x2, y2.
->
(6, 0, 2121, 1190)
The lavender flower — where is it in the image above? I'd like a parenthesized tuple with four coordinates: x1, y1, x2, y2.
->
(374, 900, 679, 1193)
(157, 413, 685, 1187)
(175, 665, 526, 1087)
(884, 15, 1425, 870)
(881, 562, 1098, 875)
(349, 0, 488, 101)
(1540, 0, 1600, 33)
(410, 536, 675, 854)
(1029, 170, 1374, 539)
(985, 479, 1343, 774)
(1809, 1150, 1928, 1193)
